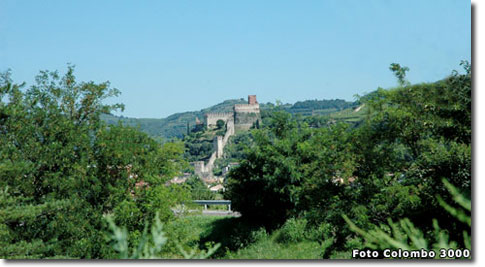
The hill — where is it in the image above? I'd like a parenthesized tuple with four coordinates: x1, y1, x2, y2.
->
(102, 99, 247, 139)
(102, 98, 358, 139)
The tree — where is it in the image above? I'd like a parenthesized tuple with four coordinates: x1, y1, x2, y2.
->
(0, 66, 188, 258)
(343, 179, 471, 259)
(225, 62, 471, 257)
(185, 176, 214, 200)
(216, 119, 225, 130)
(0, 67, 123, 258)
(389, 63, 410, 86)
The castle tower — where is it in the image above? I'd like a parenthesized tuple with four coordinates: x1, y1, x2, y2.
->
(234, 95, 261, 132)
(248, 95, 258, 105)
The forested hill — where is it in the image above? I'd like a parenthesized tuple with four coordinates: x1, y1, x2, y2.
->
(287, 99, 356, 116)
(101, 99, 247, 139)
(102, 98, 357, 139)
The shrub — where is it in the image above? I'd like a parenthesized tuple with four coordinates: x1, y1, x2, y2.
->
(343, 179, 471, 259)
(249, 228, 268, 243)
(275, 218, 308, 244)
(106, 213, 220, 259)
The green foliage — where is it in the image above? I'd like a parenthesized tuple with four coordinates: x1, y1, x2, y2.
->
(102, 99, 357, 140)
(198, 217, 266, 258)
(225, 62, 471, 258)
(102, 99, 247, 139)
(0, 67, 189, 259)
(106, 213, 167, 259)
(436, 179, 471, 227)
(225, 111, 302, 227)
(212, 131, 254, 175)
(183, 128, 216, 162)
(275, 218, 308, 243)
(288, 99, 357, 116)
(389, 63, 410, 86)
(216, 119, 225, 129)
(343, 179, 471, 259)
(226, 110, 357, 229)
(185, 175, 215, 200)
(224, 238, 322, 259)
(0, 60, 471, 259)
(106, 213, 220, 259)
(161, 216, 214, 256)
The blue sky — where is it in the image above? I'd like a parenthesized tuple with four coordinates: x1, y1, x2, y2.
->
(1, 0, 471, 118)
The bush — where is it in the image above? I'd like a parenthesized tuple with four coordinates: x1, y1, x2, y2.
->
(275, 218, 308, 244)
(106, 213, 220, 259)
(249, 228, 268, 243)
(216, 119, 225, 129)
(305, 222, 334, 242)
(343, 179, 471, 259)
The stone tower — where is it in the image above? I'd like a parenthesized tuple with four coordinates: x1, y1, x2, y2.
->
(234, 95, 261, 131)
(248, 95, 258, 105)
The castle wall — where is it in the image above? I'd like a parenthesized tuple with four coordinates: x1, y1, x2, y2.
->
(205, 112, 233, 127)
(206, 151, 217, 174)
(214, 136, 223, 158)
(193, 95, 260, 181)
(234, 104, 260, 113)
(234, 103, 261, 131)
(223, 119, 235, 144)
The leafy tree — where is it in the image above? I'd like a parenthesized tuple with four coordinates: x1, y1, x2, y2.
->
(216, 119, 225, 129)
(225, 62, 471, 257)
(185, 176, 214, 200)
(0, 66, 188, 258)
(343, 179, 471, 259)
(389, 63, 410, 86)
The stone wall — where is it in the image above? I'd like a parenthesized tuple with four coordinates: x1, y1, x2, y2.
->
(214, 136, 223, 158)
(234, 103, 260, 113)
(193, 95, 260, 182)
(223, 119, 235, 144)
(204, 112, 233, 127)
(234, 103, 261, 131)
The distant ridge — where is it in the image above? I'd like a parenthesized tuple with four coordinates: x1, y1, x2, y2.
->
(101, 99, 247, 139)
(102, 98, 357, 139)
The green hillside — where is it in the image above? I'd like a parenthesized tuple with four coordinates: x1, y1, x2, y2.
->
(102, 98, 358, 139)
(101, 99, 247, 139)
(287, 99, 356, 116)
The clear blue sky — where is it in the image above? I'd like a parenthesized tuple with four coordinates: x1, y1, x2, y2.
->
(1, 0, 471, 118)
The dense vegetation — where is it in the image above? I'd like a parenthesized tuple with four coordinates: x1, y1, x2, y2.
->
(0, 61, 471, 259)
(0, 67, 190, 258)
(225, 62, 471, 258)
(288, 99, 357, 116)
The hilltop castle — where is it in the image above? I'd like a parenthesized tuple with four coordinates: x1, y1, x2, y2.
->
(193, 95, 261, 182)
(204, 95, 261, 132)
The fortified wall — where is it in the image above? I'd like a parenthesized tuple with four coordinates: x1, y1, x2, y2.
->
(204, 113, 233, 128)
(195, 95, 260, 182)
(234, 95, 261, 131)
(204, 95, 261, 131)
